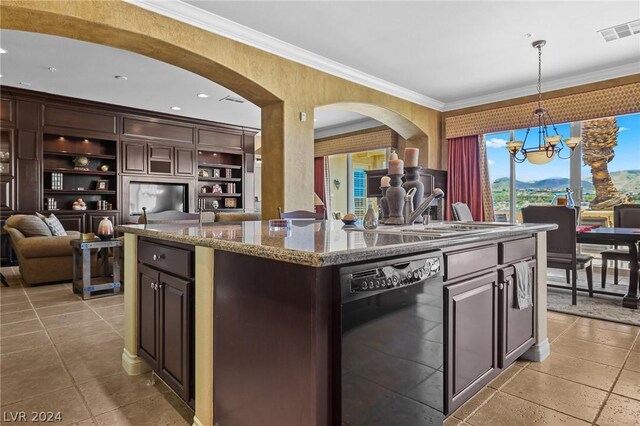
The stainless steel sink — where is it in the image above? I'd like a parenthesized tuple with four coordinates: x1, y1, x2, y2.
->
(346, 221, 520, 239)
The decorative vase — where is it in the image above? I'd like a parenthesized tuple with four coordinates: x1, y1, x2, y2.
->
(402, 167, 424, 223)
(363, 202, 379, 230)
(97, 217, 114, 241)
(73, 156, 89, 170)
(72, 198, 87, 211)
(379, 186, 390, 224)
(99, 164, 110, 172)
(385, 174, 406, 225)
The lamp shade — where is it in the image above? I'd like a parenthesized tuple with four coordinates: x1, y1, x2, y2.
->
(544, 135, 561, 147)
(526, 149, 556, 165)
(506, 140, 523, 154)
(564, 137, 582, 149)
(313, 192, 324, 206)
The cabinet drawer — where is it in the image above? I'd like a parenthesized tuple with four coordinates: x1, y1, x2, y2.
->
(499, 237, 535, 265)
(139, 240, 193, 278)
(444, 244, 497, 282)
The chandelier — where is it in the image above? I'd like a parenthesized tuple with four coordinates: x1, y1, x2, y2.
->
(506, 40, 582, 164)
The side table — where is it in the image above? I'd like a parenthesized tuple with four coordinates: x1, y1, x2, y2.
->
(70, 239, 122, 300)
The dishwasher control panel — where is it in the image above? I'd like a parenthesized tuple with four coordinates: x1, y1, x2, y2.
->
(345, 256, 441, 293)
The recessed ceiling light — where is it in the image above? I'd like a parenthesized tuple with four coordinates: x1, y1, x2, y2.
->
(114, 75, 128, 80)
(0, 48, 6, 54)
(197, 93, 209, 98)
(170, 106, 182, 111)
(48, 67, 57, 72)
(19, 81, 32, 86)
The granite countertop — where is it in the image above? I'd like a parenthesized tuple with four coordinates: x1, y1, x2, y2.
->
(117, 220, 556, 267)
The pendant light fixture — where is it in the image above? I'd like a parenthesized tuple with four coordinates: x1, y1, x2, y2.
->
(506, 40, 582, 164)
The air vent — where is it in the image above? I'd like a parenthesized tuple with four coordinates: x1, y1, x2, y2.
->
(219, 95, 246, 104)
(598, 19, 640, 42)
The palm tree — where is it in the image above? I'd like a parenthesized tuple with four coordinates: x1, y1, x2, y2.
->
(582, 117, 629, 209)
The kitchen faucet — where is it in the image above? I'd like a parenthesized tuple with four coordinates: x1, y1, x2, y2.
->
(406, 188, 445, 225)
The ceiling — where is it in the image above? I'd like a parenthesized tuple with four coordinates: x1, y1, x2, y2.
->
(0, 30, 374, 132)
(177, 0, 639, 109)
(1, 1, 638, 134)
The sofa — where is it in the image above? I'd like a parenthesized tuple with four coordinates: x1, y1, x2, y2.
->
(4, 215, 100, 285)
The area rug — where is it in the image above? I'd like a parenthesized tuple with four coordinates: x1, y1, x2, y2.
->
(546, 270, 640, 326)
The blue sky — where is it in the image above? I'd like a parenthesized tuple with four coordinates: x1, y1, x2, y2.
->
(486, 113, 640, 182)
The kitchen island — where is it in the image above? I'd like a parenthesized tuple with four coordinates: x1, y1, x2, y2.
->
(117, 220, 556, 426)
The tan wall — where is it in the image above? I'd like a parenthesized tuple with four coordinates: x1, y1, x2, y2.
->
(1, 0, 442, 218)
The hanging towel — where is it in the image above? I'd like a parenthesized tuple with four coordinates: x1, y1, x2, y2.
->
(514, 262, 533, 310)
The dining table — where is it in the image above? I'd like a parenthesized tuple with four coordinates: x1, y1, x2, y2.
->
(577, 227, 640, 309)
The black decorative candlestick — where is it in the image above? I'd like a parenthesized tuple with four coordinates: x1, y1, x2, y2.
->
(385, 174, 406, 225)
(379, 186, 390, 223)
(402, 167, 424, 224)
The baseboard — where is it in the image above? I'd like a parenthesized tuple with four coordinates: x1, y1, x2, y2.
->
(122, 348, 150, 375)
(521, 338, 550, 362)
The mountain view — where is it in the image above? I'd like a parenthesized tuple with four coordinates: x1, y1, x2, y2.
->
(492, 170, 640, 212)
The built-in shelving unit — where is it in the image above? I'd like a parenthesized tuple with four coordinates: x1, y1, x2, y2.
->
(197, 150, 243, 211)
(42, 134, 118, 212)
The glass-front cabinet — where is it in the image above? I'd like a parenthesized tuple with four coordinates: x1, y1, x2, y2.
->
(0, 128, 13, 176)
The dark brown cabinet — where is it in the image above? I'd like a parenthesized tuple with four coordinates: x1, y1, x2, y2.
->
(138, 264, 159, 370)
(158, 273, 192, 401)
(498, 261, 536, 367)
(445, 271, 499, 413)
(148, 145, 174, 175)
(55, 213, 84, 232)
(122, 141, 146, 174)
(137, 239, 194, 407)
(175, 148, 195, 176)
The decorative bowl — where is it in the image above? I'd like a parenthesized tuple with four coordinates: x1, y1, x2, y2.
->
(341, 218, 357, 226)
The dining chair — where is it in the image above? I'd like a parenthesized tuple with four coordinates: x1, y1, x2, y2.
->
(601, 204, 640, 287)
(522, 205, 593, 305)
(278, 208, 324, 220)
(451, 202, 474, 221)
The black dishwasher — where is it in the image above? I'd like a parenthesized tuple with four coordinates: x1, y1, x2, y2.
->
(339, 251, 445, 425)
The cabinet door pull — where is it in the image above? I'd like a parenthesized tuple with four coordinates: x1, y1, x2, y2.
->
(152, 254, 165, 261)
(150, 282, 155, 290)
(495, 282, 505, 290)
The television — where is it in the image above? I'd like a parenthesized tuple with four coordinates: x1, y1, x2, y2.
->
(129, 182, 186, 215)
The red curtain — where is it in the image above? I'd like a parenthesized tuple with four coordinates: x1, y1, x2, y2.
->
(446, 135, 483, 221)
(314, 157, 326, 216)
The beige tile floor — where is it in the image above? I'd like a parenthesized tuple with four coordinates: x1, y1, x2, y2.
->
(2, 266, 639, 425)
(0, 267, 193, 426)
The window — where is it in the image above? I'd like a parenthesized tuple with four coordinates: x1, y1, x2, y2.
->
(485, 131, 512, 220)
(353, 168, 367, 218)
(580, 113, 640, 210)
(485, 113, 639, 267)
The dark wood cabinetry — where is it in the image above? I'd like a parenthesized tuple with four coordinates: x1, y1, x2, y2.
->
(498, 261, 536, 367)
(148, 144, 174, 175)
(137, 239, 194, 407)
(443, 236, 536, 413)
(158, 272, 192, 400)
(175, 148, 195, 177)
(0, 88, 259, 224)
(138, 264, 159, 370)
(445, 272, 499, 413)
(197, 151, 244, 211)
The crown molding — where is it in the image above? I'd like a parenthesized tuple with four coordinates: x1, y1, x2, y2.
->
(443, 62, 640, 111)
(124, 0, 446, 111)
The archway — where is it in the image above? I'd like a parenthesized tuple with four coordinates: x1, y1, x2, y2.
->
(314, 102, 430, 164)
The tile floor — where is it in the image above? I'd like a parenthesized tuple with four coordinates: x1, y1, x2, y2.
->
(0, 267, 193, 426)
(1, 266, 639, 425)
